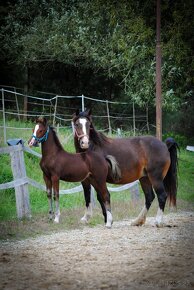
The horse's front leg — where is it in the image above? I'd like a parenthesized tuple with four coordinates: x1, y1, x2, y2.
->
(80, 180, 93, 224)
(51, 176, 60, 223)
(43, 174, 53, 220)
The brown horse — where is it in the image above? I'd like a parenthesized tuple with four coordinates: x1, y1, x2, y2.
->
(28, 117, 120, 227)
(72, 108, 179, 227)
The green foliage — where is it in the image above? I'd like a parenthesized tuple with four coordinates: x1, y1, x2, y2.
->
(178, 150, 194, 202)
(1, 0, 193, 113)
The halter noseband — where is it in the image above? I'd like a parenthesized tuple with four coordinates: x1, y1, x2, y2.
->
(74, 128, 89, 141)
(32, 127, 49, 143)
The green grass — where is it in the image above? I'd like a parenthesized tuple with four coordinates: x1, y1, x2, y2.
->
(0, 119, 193, 239)
(178, 149, 194, 201)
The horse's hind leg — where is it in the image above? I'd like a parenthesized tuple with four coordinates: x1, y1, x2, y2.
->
(80, 180, 93, 224)
(43, 174, 53, 220)
(131, 176, 155, 226)
(152, 181, 167, 227)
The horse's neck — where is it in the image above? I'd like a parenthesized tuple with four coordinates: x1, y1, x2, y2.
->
(90, 128, 109, 147)
(41, 130, 64, 157)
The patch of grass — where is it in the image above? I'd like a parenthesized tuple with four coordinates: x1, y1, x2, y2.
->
(178, 149, 194, 201)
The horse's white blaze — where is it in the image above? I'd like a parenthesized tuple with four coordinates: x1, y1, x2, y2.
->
(79, 118, 87, 135)
(34, 124, 39, 136)
(105, 211, 113, 228)
(79, 118, 89, 148)
(131, 205, 148, 226)
(29, 124, 39, 146)
(155, 208, 164, 227)
(80, 203, 93, 223)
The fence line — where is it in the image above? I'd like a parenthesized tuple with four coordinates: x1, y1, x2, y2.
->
(0, 86, 149, 145)
(0, 143, 139, 219)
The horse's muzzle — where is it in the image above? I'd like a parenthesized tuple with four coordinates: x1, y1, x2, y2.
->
(80, 136, 89, 149)
(28, 137, 39, 147)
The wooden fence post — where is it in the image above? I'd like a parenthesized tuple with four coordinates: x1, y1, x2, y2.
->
(133, 102, 136, 136)
(106, 100, 112, 135)
(10, 144, 31, 218)
(53, 96, 58, 126)
(2, 88, 7, 145)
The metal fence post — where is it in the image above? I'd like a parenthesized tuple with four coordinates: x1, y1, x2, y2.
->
(81, 95, 85, 111)
(106, 100, 112, 135)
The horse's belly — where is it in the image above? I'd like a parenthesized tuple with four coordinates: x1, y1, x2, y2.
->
(60, 168, 90, 183)
(107, 163, 145, 184)
(107, 174, 140, 185)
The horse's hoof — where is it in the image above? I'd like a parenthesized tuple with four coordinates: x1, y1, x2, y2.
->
(80, 216, 89, 224)
(105, 223, 112, 229)
(131, 219, 145, 226)
(54, 217, 60, 223)
(155, 221, 164, 228)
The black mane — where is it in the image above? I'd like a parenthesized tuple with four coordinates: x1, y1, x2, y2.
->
(90, 123, 110, 147)
(50, 126, 64, 150)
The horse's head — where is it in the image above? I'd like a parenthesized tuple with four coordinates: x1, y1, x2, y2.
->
(28, 117, 49, 147)
(72, 108, 92, 149)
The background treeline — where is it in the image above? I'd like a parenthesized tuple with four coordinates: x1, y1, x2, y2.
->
(0, 0, 193, 141)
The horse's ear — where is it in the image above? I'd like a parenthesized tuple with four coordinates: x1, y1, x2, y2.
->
(36, 116, 47, 126)
(75, 109, 80, 116)
(85, 108, 92, 116)
(42, 117, 47, 126)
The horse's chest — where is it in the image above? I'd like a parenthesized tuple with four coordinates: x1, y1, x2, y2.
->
(40, 157, 55, 173)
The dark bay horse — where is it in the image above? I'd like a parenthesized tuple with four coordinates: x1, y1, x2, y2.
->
(28, 117, 120, 227)
(72, 109, 179, 227)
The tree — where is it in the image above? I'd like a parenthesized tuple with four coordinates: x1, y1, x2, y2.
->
(0, 0, 193, 137)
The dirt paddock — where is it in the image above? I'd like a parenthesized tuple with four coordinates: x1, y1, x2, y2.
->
(0, 211, 194, 290)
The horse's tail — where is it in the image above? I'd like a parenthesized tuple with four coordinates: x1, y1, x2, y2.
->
(106, 155, 121, 182)
(164, 137, 179, 207)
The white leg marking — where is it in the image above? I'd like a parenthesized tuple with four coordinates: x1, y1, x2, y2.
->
(54, 210, 60, 223)
(54, 200, 60, 223)
(131, 205, 148, 226)
(155, 208, 164, 227)
(80, 203, 93, 224)
(105, 211, 113, 229)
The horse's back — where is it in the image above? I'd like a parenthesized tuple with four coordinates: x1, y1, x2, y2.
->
(102, 135, 168, 158)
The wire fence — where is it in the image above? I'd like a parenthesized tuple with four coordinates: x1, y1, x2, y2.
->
(0, 85, 150, 145)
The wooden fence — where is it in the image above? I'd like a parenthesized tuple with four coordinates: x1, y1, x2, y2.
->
(0, 142, 140, 219)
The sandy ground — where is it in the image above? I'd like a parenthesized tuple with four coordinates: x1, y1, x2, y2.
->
(0, 211, 194, 290)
